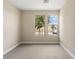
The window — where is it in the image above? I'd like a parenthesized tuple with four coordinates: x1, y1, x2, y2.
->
(48, 16, 58, 36)
(35, 15, 58, 36)
(35, 15, 45, 35)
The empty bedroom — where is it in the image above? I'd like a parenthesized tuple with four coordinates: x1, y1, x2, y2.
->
(3, 0, 75, 59)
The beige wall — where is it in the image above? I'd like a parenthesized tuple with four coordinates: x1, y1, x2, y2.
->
(3, 0, 21, 52)
(60, 0, 75, 55)
(21, 10, 59, 43)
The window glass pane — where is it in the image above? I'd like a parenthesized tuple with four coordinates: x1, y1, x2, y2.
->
(48, 16, 58, 36)
(35, 15, 45, 35)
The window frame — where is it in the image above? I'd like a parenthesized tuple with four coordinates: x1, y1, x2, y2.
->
(35, 15, 45, 36)
(47, 15, 59, 36)
(35, 15, 59, 37)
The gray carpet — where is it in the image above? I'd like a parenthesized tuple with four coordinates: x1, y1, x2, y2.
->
(4, 45, 72, 59)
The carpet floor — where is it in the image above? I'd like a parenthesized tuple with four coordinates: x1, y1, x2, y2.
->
(4, 45, 73, 59)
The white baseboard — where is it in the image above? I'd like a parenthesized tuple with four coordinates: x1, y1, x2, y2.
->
(3, 42, 59, 55)
(3, 43, 20, 55)
(19, 42, 59, 45)
(60, 42, 75, 59)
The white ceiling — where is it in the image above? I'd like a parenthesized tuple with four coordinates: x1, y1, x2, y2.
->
(8, 0, 67, 10)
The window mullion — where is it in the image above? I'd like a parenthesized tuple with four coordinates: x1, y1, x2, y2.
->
(44, 16, 48, 36)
